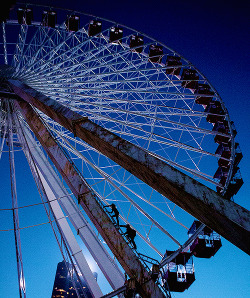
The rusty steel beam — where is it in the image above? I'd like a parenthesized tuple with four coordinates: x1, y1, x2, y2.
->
(14, 98, 165, 298)
(9, 80, 250, 254)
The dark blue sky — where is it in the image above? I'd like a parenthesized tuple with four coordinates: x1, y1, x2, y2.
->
(1, 0, 249, 297)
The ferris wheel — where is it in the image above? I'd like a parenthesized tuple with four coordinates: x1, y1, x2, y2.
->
(0, 3, 249, 298)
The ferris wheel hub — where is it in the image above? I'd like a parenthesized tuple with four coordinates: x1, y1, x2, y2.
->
(0, 65, 16, 80)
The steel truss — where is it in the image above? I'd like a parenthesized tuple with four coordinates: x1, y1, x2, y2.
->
(11, 80, 250, 255)
(0, 4, 249, 297)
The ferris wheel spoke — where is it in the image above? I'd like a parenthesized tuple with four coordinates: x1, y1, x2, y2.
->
(6, 101, 26, 297)
(23, 27, 58, 70)
(26, 66, 182, 90)
(75, 113, 216, 158)
(28, 77, 183, 89)
(66, 101, 226, 138)
(25, 61, 172, 82)
(48, 127, 217, 226)
(31, 88, 219, 136)
(28, 48, 150, 84)
(30, 80, 199, 98)
(12, 24, 28, 71)
(29, 83, 213, 114)
(26, 51, 156, 79)
(51, 126, 189, 231)
(20, 28, 117, 80)
(41, 103, 225, 169)
(28, 37, 154, 80)
(15, 25, 48, 73)
(0, 120, 7, 160)
(30, 29, 89, 71)
(29, 86, 206, 112)
(17, 24, 67, 76)
(21, 27, 111, 77)
(2, 22, 8, 65)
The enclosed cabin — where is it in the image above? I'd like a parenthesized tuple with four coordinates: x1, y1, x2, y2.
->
(88, 20, 102, 37)
(215, 165, 243, 197)
(214, 135, 243, 196)
(215, 142, 231, 168)
(204, 100, 225, 123)
(230, 121, 237, 137)
(195, 84, 214, 106)
(148, 45, 163, 63)
(234, 142, 243, 167)
(66, 15, 80, 32)
(213, 120, 230, 145)
(162, 251, 195, 292)
(215, 142, 242, 168)
(181, 69, 199, 90)
(130, 35, 144, 53)
(109, 26, 123, 44)
(17, 7, 33, 25)
(188, 221, 222, 258)
(165, 56, 182, 76)
(223, 166, 244, 199)
(214, 164, 229, 193)
(42, 10, 56, 28)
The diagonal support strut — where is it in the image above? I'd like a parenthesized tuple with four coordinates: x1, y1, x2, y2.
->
(14, 97, 165, 298)
(9, 79, 250, 255)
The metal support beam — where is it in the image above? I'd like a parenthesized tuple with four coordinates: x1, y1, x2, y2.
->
(7, 101, 26, 298)
(2, 22, 8, 65)
(19, 121, 125, 291)
(38, 169, 103, 298)
(9, 79, 250, 255)
(14, 98, 165, 298)
(14, 109, 103, 297)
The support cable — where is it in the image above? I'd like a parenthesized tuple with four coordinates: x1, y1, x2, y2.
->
(2, 22, 8, 65)
(14, 110, 87, 298)
(6, 100, 26, 298)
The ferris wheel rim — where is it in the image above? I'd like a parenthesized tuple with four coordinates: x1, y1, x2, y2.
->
(0, 4, 244, 296)
(1, 3, 236, 242)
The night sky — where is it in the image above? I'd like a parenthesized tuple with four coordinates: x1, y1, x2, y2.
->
(0, 0, 249, 297)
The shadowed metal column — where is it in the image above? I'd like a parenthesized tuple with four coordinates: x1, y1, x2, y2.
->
(6, 100, 26, 298)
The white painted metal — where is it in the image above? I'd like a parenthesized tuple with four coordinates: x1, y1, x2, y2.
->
(2, 22, 8, 65)
(19, 121, 125, 291)
(37, 171, 103, 298)
(12, 24, 28, 71)
(7, 103, 26, 298)
(17, 122, 103, 298)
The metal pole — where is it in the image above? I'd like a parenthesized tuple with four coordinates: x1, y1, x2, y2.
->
(6, 100, 26, 298)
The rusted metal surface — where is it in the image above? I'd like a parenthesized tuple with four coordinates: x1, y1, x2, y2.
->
(14, 98, 165, 298)
(10, 79, 250, 255)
